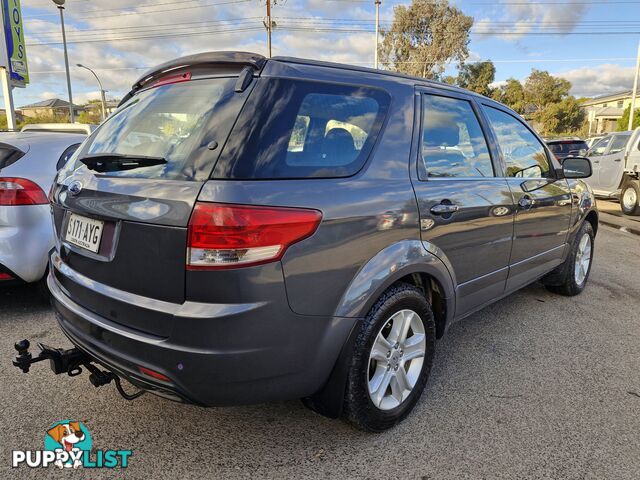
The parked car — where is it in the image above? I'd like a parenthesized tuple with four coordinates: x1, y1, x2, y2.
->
(0, 131, 86, 285)
(545, 137, 588, 160)
(584, 128, 640, 215)
(585, 135, 605, 149)
(44, 52, 597, 431)
(21, 123, 97, 135)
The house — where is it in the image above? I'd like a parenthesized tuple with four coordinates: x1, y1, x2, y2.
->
(581, 90, 634, 134)
(17, 98, 84, 120)
(83, 99, 120, 117)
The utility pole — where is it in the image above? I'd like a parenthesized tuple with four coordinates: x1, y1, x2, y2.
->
(53, 0, 74, 123)
(628, 38, 640, 131)
(0, 68, 17, 130)
(374, 0, 381, 69)
(264, 0, 275, 58)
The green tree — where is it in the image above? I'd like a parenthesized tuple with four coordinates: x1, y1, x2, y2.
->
(379, 0, 473, 79)
(491, 78, 526, 114)
(457, 60, 495, 96)
(534, 96, 585, 136)
(524, 69, 571, 112)
(617, 105, 640, 131)
(78, 109, 102, 124)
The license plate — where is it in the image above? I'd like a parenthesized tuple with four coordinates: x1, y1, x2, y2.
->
(65, 213, 104, 253)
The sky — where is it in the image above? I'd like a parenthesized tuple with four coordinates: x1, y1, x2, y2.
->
(8, 0, 640, 108)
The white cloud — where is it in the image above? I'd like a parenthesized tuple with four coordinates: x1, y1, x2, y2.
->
(475, 0, 589, 41)
(554, 64, 636, 97)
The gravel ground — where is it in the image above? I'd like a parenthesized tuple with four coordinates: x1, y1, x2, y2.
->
(1, 225, 638, 479)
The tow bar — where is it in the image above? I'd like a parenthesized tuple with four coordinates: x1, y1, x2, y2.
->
(12, 339, 146, 401)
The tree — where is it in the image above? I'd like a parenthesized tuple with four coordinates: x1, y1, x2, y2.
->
(534, 96, 585, 136)
(78, 109, 102, 124)
(523, 69, 571, 112)
(491, 78, 526, 114)
(379, 0, 473, 79)
(617, 105, 640, 131)
(457, 60, 495, 96)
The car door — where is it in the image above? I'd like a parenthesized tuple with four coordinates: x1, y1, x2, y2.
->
(585, 135, 612, 191)
(481, 104, 572, 292)
(597, 133, 630, 193)
(411, 89, 515, 317)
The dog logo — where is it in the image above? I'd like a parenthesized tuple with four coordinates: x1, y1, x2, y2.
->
(68, 180, 83, 196)
(44, 421, 92, 469)
(12, 420, 132, 469)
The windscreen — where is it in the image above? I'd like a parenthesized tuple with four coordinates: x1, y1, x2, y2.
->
(64, 77, 244, 181)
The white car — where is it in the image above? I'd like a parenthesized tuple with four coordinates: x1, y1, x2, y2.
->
(584, 128, 640, 215)
(0, 131, 86, 285)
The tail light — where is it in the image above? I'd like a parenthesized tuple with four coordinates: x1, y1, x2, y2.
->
(187, 202, 322, 270)
(0, 272, 13, 281)
(0, 178, 48, 206)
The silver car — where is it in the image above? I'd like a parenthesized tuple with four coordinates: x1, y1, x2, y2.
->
(0, 131, 85, 285)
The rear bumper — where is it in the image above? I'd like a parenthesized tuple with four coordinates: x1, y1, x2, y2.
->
(48, 256, 357, 406)
(0, 204, 52, 283)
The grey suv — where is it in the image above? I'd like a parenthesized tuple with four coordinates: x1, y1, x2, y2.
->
(47, 52, 597, 431)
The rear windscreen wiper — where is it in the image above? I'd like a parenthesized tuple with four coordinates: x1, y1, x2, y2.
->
(79, 153, 167, 173)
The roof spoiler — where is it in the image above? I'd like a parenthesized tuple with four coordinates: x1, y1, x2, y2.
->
(118, 51, 267, 107)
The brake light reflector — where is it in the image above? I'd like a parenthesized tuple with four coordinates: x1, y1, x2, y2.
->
(0, 178, 48, 206)
(187, 202, 322, 270)
(0, 272, 13, 281)
(138, 366, 171, 382)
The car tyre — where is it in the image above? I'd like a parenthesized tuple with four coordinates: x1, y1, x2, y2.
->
(343, 283, 435, 432)
(543, 221, 594, 296)
(620, 180, 640, 216)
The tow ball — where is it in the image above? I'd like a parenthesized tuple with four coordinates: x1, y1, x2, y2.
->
(12, 339, 145, 400)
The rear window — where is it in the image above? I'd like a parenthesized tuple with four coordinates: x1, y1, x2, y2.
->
(547, 141, 587, 155)
(63, 77, 246, 181)
(213, 78, 390, 179)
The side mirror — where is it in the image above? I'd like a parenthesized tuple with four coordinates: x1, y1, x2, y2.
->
(562, 156, 592, 179)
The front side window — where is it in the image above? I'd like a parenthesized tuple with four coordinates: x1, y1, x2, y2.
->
(419, 95, 494, 179)
(588, 136, 612, 157)
(608, 134, 631, 154)
(484, 106, 552, 178)
(213, 79, 390, 179)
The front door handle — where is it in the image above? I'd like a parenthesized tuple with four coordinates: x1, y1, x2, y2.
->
(614, 158, 621, 162)
(518, 195, 534, 209)
(430, 202, 459, 215)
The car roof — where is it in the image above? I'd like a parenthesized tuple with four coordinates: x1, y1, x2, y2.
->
(0, 131, 86, 151)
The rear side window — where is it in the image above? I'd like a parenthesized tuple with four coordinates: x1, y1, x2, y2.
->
(0, 145, 25, 170)
(419, 94, 494, 178)
(484, 106, 552, 178)
(213, 79, 390, 179)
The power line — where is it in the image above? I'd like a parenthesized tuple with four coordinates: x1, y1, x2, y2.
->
(25, 0, 251, 21)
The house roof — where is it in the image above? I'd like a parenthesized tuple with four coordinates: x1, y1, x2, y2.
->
(582, 90, 632, 106)
(18, 98, 82, 109)
(594, 106, 624, 117)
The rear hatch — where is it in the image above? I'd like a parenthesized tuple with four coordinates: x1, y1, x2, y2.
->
(51, 57, 260, 336)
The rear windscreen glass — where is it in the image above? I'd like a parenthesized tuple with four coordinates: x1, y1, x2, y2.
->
(213, 78, 391, 179)
(64, 77, 245, 181)
(548, 142, 587, 155)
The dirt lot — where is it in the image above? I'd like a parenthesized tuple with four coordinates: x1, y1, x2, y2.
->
(1, 225, 639, 479)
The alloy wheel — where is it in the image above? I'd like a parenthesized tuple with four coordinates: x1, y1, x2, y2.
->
(367, 309, 426, 410)
(574, 233, 592, 286)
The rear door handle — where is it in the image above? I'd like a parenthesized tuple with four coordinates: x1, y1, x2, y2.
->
(430, 203, 459, 215)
